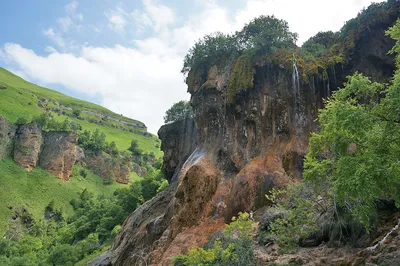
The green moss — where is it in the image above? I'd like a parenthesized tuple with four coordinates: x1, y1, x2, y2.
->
(227, 56, 254, 104)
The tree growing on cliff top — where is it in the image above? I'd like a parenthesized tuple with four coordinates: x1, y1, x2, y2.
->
(164, 101, 193, 123)
(181, 15, 297, 75)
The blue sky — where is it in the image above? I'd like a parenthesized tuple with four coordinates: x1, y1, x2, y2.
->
(0, 0, 375, 133)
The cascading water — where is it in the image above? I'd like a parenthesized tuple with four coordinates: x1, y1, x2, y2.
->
(366, 218, 400, 251)
(292, 54, 303, 130)
(176, 148, 205, 179)
(292, 53, 300, 101)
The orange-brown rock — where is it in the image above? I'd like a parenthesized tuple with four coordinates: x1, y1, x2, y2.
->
(14, 123, 42, 171)
(103, 9, 400, 265)
(39, 132, 78, 181)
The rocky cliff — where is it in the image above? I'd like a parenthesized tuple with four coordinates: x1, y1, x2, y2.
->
(107, 5, 399, 265)
(14, 123, 43, 171)
(157, 118, 197, 182)
(39, 132, 78, 181)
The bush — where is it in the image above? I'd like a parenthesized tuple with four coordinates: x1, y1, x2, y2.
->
(16, 117, 30, 125)
(173, 212, 255, 266)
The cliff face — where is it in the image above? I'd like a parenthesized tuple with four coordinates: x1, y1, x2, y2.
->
(0, 117, 79, 181)
(14, 124, 43, 171)
(108, 12, 399, 265)
(85, 154, 131, 184)
(157, 118, 197, 182)
(39, 132, 78, 181)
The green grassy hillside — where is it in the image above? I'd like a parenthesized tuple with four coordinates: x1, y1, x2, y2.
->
(0, 159, 127, 234)
(0, 67, 162, 157)
(0, 67, 162, 237)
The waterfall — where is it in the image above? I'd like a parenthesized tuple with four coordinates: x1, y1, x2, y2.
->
(176, 148, 205, 179)
(292, 53, 300, 100)
(366, 218, 400, 251)
(292, 54, 302, 129)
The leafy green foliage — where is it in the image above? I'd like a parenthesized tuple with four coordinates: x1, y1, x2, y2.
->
(173, 212, 255, 266)
(78, 129, 106, 154)
(164, 100, 193, 123)
(182, 15, 297, 75)
(128, 139, 142, 155)
(304, 19, 400, 229)
(266, 184, 317, 252)
(32, 113, 82, 132)
(182, 32, 239, 75)
(237, 15, 297, 55)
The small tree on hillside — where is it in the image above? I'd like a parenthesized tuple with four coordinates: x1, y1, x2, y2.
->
(163, 101, 193, 123)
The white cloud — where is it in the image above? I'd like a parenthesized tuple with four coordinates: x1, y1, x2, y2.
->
(132, 0, 176, 32)
(45, 46, 58, 54)
(106, 5, 130, 33)
(43, 28, 66, 48)
(2, 0, 376, 133)
(3, 43, 187, 133)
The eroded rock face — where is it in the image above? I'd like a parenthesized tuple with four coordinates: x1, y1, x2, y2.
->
(14, 124, 42, 171)
(39, 132, 78, 181)
(108, 11, 399, 265)
(0, 117, 15, 159)
(158, 118, 197, 182)
(85, 154, 131, 184)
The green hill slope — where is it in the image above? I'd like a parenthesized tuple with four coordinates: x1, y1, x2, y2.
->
(0, 67, 162, 157)
(0, 67, 164, 236)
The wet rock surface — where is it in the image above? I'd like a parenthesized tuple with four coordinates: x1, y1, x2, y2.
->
(157, 118, 197, 183)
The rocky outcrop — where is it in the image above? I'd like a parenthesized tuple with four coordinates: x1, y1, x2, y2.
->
(157, 118, 197, 182)
(13, 124, 42, 171)
(85, 154, 131, 184)
(39, 132, 78, 181)
(107, 6, 400, 265)
(0, 117, 15, 159)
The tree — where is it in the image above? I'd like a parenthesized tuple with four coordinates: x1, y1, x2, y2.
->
(72, 109, 81, 118)
(164, 101, 193, 123)
(303, 19, 400, 228)
(182, 32, 239, 74)
(128, 139, 142, 155)
(237, 15, 298, 55)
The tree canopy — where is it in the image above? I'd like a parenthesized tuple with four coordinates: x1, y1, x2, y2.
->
(164, 100, 193, 123)
(182, 15, 298, 75)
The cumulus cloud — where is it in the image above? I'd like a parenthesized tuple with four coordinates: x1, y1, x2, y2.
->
(1, 0, 376, 133)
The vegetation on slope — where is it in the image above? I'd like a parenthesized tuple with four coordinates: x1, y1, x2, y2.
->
(260, 18, 400, 253)
(0, 67, 162, 157)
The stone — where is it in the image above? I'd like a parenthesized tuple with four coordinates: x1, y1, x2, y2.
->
(14, 123, 42, 171)
(39, 132, 78, 181)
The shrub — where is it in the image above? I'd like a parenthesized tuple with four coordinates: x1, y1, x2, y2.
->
(173, 212, 255, 266)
